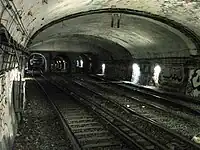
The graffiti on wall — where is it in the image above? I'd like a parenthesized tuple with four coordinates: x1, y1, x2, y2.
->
(191, 69, 200, 90)
(159, 66, 184, 86)
(186, 69, 200, 97)
(162, 68, 183, 82)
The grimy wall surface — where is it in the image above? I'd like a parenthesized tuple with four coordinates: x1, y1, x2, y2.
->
(131, 58, 200, 98)
(1, 1, 200, 148)
(1, 0, 200, 46)
(0, 69, 22, 150)
(0, 42, 25, 150)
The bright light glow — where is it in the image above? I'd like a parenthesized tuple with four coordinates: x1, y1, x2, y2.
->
(102, 63, 106, 75)
(76, 60, 79, 67)
(153, 65, 161, 84)
(30, 58, 34, 65)
(24, 77, 34, 81)
(192, 134, 200, 144)
(131, 63, 140, 84)
(127, 105, 130, 108)
(80, 59, 84, 68)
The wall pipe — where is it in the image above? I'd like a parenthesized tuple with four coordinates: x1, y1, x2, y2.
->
(9, 0, 28, 36)
(5, 0, 28, 36)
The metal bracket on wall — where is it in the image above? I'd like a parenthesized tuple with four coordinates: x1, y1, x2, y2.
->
(111, 5, 121, 28)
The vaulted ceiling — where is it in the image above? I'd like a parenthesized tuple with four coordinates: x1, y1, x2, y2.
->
(1, 0, 200, 59)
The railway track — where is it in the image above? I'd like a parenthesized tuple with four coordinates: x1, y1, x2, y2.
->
(35, 77, 168, 150)
(72, 76, 200, 139)
(34, 78, 128, 150)
(47, 74, 200, 150)
(118, 83, 200, 112)
(87, 74, 200, 116)
(74, 75, 199, 118)
(119, 80, 200, 104)
(90, 75, 200, 116)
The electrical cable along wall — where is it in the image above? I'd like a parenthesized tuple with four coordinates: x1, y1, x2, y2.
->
(1, 45, 17, 72)
(0, 27, 26, 150)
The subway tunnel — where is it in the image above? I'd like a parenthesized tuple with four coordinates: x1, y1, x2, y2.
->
(1, 0, 200, 149)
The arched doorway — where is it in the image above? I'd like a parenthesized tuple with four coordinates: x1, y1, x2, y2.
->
(26, 53, 47, 76)
(51, 55, 71, 73)
(75, 53, 95, 74)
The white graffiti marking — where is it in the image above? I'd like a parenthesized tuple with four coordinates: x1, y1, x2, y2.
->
(191, 69, 200, 90)
(159, 67, 184, 85)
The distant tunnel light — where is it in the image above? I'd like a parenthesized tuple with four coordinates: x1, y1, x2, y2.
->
(80, 59, 84, 68)
(153, 65, 161, 84)
(131, 63, 140, 84)
(102, 63, 106, 75)
(76, 60, 79, 67)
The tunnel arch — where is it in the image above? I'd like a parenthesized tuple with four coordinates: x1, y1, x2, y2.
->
(75, 53, 96, 74)
(29, 34, 132, 61)
(52, 55, 71, 73)
(53, 56, 65, 72)
(75, 55, 84, 73)
(28, 53, 48, 72)
(27, 8, 200, 53)
(2, 3, 200, 150)
(81, 53, 93, 73)
(27, 9, 200, 60)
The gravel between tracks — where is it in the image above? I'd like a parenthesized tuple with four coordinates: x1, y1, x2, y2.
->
(74, 77, 200, 139)
(13, 80, 72, 150)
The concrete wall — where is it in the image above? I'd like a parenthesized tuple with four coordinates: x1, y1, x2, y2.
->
(0, 68, 22, 150)
(158, 64, 188, 92)
(186, 68, 200, 98)
(28, 51, 200, 99)
(101, 60, 132, 81)
(131, 57, 200, 98)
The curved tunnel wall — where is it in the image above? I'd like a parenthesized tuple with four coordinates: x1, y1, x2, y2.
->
(29, 34, 132, 60)
(29, 33, 133, 80)
(131, 57, 200, 98)
(29, 12, 198, 58)
(1, 2, 200, 149)
(28, 53, 48, 72)
(1, 1, 200, 48)
(0, 25, 25, 150)
(1, 4, 200, 97)
(27, 10, 200, 85)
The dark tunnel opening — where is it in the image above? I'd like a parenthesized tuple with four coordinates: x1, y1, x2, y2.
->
(25, 53, 47, 76)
